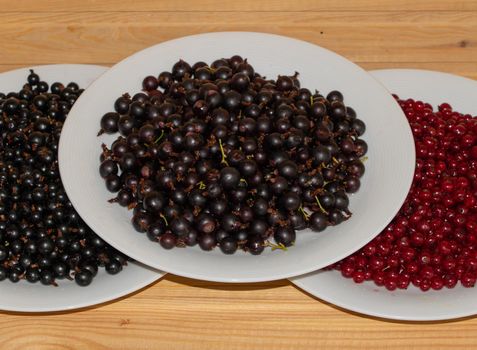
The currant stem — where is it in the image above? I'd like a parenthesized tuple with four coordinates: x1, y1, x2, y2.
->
(264, 241, 288, 251)
(219, 139, 229, 166)
(154, 130, 165, 144)
(315, 196, 329, 215)
(160, 214, 168, 226)
(299, 206, 310, 221)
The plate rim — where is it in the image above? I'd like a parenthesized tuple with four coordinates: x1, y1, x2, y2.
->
(0, 264, 163, 313)
(291, 272, 477, 322)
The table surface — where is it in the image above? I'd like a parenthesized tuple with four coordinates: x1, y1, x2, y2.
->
(1, 1, 477, 349)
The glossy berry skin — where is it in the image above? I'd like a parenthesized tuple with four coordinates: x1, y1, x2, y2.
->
(274, 226, 296, 247)
(26, 268, 41, 283)
(27, 70, 40, 85)
(327, 90, 343, 103)
(247, 236, 265, 255)
(100, 112, 120, 134)
(278, 160, 298, 179)
(220, 237, 238, 254)
(170, 218, 190, 236)
(310, 212, 328, 232)
(99, 159, 118, 178)
(143, 191, 165, 212)
(280, 192, 301, 211)
(230, 72, 250, 91)
(160, 232, 177, 250)
(142, 76, 158, 91)
(106, 261, 123, 275)
(172, 60, 192, 80)
(199, 234, 216, 251)
(75, 270, 93, 287)
(220, 167, 241, 189)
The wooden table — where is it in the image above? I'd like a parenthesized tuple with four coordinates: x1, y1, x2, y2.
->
(1, 1, 477, 349)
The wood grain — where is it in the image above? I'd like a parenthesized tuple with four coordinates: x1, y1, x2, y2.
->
(2, 276, 477, 350)
(0, 1, 476, 349)
(0, 12, 475, 65)
(5, 0, 477, 12)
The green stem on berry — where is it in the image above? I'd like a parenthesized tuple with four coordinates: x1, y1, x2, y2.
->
(219, 139, 229, 166)
(298, 206, 310, 221)
(160, 214, 168, 226)
(315, 196, 329, 215)
(264, 241, 288, 251)
(154, 130, 165, 144)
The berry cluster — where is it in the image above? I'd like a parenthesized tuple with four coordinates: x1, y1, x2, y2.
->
(0, 70, 128, 286)
(334, 97, 477, 291)
(99, 56, 367, 255)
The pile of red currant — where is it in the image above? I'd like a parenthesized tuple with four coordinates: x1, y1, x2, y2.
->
(334, 97, 477, 291)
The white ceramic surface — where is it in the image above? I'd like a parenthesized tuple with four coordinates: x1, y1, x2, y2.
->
(59, 32, 414, 283)
(0, 65, 163, 312)
(291, 69, 477, 321)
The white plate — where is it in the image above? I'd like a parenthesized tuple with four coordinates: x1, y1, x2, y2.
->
(0, 65, 163, 313)
(59, 32, 414, 283)
(291, 69, 477, 321)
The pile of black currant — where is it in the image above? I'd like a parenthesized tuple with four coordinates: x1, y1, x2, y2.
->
(99, 56, 367, 255)
(0, 70, 128, 286)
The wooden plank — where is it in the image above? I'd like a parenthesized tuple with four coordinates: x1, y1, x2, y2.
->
(0, 12, 475, 64)
(2, 0, 477, 12)
(2, 276, 477, 350)
(0, 11, 475, 24)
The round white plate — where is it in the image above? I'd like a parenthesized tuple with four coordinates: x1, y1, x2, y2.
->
(0, 65, 163, 313)
(59, 32, 414, 283)
(291, 69, 477, 321)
